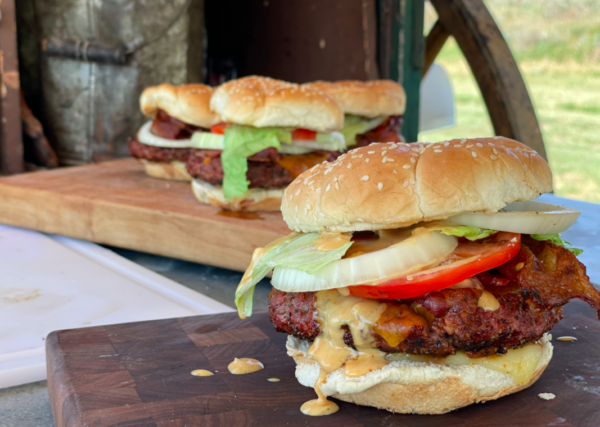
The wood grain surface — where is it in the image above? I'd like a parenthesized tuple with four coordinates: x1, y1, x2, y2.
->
(0, 159, 290, 272)
(47, 302, 600, 427)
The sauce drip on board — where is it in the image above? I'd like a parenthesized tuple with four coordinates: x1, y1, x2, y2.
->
(300, 370, 339, 416)
(190, 369, 214, 377)
(217, 210, 263, 220)
(228, 358, 264, 374)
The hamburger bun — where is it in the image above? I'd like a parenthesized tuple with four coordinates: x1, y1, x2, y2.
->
(140, 83, 219, 129)
(282, 138, 553, 233)
(287, 335, 553, 415)
(210, 76, 344, 132)
(303, 80, 406, 118)
(139, 159, 192, 181)
(191, 178, 283, 211)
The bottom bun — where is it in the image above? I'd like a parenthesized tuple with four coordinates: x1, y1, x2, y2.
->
(287, 335, 553, 415)
(139, 159, 192, 181)
(191, 179, 283, 211)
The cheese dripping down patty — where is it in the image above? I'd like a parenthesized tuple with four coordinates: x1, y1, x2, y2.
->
(306, 289, 544, 388)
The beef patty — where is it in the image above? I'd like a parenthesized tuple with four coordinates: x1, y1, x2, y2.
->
(187, 148, 340, 189)
(268, 239, 600, 357)
(128, 136, 190, 163)
(354, 115, 404, 148)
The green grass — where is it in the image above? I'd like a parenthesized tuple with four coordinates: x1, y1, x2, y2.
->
(420, 0, 600, 203)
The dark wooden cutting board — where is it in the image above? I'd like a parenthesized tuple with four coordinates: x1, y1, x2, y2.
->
(47, 303, 600, 427)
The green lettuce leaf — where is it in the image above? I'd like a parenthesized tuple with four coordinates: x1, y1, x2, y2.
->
(427, 223, 497, 241)
(530, 233, 583, 256)
(221, 126, 292, 199)
(235, 233, 353, 318)
(340, 115, 387, 146)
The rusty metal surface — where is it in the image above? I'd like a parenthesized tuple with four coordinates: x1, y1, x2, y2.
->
(34, 0, 203, 165)
(0, 0, 24, 174)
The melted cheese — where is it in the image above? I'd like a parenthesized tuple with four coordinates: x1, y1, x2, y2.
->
(276, 153, 330, 178)
(313, 232, 352, 252)
(387, 343, 543, 385)
(478, 290, 500, 311)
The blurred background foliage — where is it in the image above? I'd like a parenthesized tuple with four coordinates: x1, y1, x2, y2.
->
(420, 0, 600, 202)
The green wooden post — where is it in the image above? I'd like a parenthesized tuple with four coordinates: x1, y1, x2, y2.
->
(377, 0, 425, 143)
(401, 0, 425, 143)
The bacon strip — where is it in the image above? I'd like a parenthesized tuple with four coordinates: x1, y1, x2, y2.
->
(498, 236, 600, 320)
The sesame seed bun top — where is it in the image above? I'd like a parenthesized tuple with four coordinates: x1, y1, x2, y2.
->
(140, 84, 219, 129)
(303, 80, 406, 118)
(281, 137, 553, 233)
(210, 76, 344, 132)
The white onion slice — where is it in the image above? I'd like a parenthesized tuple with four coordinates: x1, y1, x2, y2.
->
(189, 130, 345, 153)
(272, 230, 458, 292)
(449, 201, 581, 234)
(137, 121, 192, 148)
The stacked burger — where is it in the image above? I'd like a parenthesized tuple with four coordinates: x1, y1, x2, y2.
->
(235, 138, 600, 415)
(128, 84, 218, 181)
(128, 76, 406, 211)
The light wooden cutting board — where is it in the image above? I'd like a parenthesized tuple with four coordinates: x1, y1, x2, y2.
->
(0, 159, 290, 272)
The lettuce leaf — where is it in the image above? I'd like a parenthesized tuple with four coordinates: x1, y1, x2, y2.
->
(427, 223, 497, 241)
(340, 115, 387, 146)
(530, 233, 583, 256)
(221, 126, 292, 199)
(235, 233, 353, 318)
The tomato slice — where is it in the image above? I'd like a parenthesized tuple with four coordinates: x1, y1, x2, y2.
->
(291, 128, 317, 141)
(210, 122, 229, 135)
(349, 232, 521, 300)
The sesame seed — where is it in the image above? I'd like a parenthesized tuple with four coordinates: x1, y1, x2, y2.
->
(493, 136, 499, 139)
(487, 142, 495, 146)
(365, 158, 370, 163)
(289, 195, 292, 200)
(295, 206, 298, 213)
(308, 181, 314, 186)
(295, 189, 300, 196)
(410, 153, 419, 157)
(476, 143, 484, 148)
(410, 157, 416, 163)
(306, 204, 311, 210)
(403, 164, 410, 169)
(490, 155, 498, 160)
(347, 163, 352, 169)
(460, 139, 467, 143)
(444, 142, 450, 146)
(454, 145, 462, 148)
(358, 154, 363, 158)
(493, 148, 498, 154)
(381, 150, 387, 156)
(368, 151, 375, 154)
(410, 178, 415, 184)
(393, 170, 398, 174)
(403, 180, 409, 188)
(326, 184, 331, 192)
(466, 145, 473, 148)
(335, 182, 340, 190)
(361, 175, 369, 181)
(378, 182, 383, 190)
(472, 151, 478, 158)
(434, 149, 443, 153)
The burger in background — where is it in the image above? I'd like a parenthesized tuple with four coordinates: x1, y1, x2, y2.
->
(128, 84, 218, 181)
(235, 138, 600, 415)
(187, 76, 346, 211)
(303, 80, 406, 147)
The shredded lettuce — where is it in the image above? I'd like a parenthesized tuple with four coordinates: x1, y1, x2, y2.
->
(340, 115, 387, 146)
(235, 233, 353, 318)
(221, 126, 292, 199)
(426, 223, 497, 241)
(531, 233, 583, 256)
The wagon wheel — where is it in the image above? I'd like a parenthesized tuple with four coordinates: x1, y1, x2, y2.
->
(424, 0, 547, 160)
